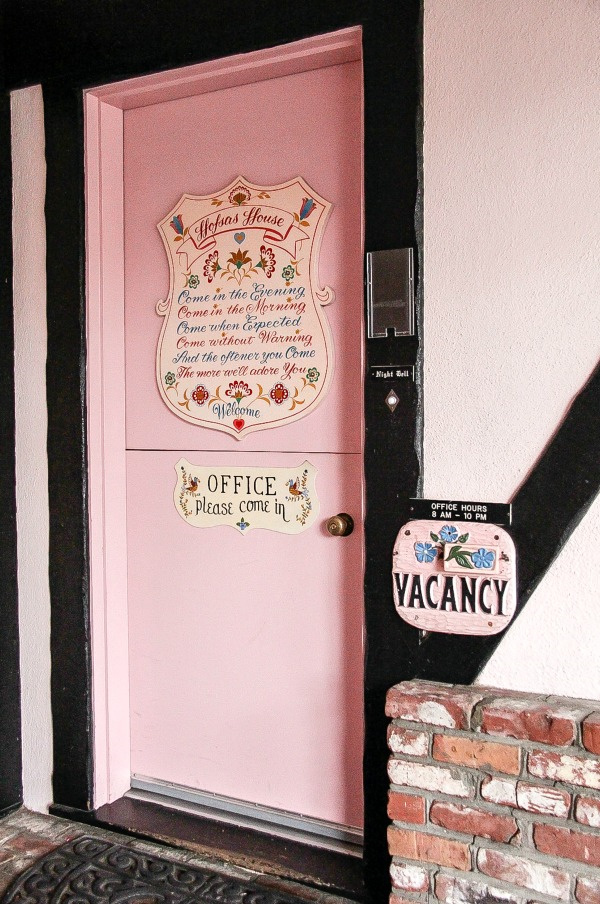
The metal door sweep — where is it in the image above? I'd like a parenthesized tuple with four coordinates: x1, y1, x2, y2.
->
(128, 776, 363, 856)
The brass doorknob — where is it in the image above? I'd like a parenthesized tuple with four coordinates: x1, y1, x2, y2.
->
(326, 513, 354, 537)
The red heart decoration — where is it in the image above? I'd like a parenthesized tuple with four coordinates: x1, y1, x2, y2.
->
(233, 419, 245, 432)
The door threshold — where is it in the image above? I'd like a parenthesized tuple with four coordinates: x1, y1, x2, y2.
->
(128, 776, 363, 856)
(92, 793, 365, 901)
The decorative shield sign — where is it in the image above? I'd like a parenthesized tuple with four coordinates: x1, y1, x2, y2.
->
(392, 520, 517, 635)
(174, 458, 319, 533)
(157, 177, 334, 438)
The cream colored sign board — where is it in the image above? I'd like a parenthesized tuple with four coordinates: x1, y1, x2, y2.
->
(174, 458, 319, 533)
(157, 177, 334, 439)
(392, 520, 517, 635)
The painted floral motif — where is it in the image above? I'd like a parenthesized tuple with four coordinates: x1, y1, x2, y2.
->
(170, 215, 190, 243)
(225, 247, 257, 285)
(225, 380, 252, 404)
(170, 215, 183, 234)
(191, 385, 209, 406)
(228, 185, 252, 206)
(281, 264, 296, 285)
(471, 548, 496, 569)
(429, 525, 472, 568)
(164, 372, 176, 386)
(178, 464, 200, 518)
(185, 273, 200, 289)
(284, 469, 312, 526)
(236, 517, 250, 531)
(419, 525, 497, 571)
(306, 368, 320, 384)
(256, 245, 276, 278)
(415, 541, 437, 563)
(439, 525, 458, 543)
(270, 383, 289, 405)
(203, 251, 221, 282)
(294, 197, 316, 226)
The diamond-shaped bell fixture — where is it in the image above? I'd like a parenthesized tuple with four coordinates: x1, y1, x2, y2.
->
(385, 389, 399, 412)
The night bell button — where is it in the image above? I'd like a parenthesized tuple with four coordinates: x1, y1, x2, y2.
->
(385, 390, 399, 412)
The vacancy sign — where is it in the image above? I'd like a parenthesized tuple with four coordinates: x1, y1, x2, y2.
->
(392, 520, 517, 635)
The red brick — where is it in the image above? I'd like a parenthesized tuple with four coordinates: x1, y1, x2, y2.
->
(435, 873, 523, 904)
(576, 876, 600, 904)
(386, 681, 484, 729)
(433, 734, 520, 774)
(479, 698, 585, 745)
(477, 848, 570, 900)
(515, 782, 571, 817)
(481, 774, 518, 807)
(528, 750, 600, 790)
(583, 714, 600, 755)
(388, 758, 474, 798)
(387, 826, 471, 870)
(429, 801, 517, 842)
(4, 834, 57, 857)
(388, 791, 426, 824)
(575, 795, 600, 827)
(387, 725, 429, 756)
(534, 823, 600, 868)
(389, 861, 429, 892)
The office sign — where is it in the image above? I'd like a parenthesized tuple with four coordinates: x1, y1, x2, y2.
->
(174, 458, 319, 533)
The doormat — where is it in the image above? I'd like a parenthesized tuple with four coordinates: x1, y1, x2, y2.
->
(1, 835, 311, 904)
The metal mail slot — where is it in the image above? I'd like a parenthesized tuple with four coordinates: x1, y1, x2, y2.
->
(366, 247, 414, 338)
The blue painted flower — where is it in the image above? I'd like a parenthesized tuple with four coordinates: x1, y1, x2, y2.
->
(299, 197, 316, 221)
(440, 525, 458, 543)
(472, 547, 495, 569)
(170, 214, 184, 235)
(236, 517, 250, 532)
(415, 541, 436, 563)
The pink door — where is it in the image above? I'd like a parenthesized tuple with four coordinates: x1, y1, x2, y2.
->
(124, 40, 364, 837)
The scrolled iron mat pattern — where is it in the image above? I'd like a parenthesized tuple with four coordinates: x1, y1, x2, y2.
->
(1, 836, 307, 904)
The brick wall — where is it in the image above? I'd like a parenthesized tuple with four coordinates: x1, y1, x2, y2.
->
(386, 680, 600, 904)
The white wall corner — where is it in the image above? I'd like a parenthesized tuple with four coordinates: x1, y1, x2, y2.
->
(11, 84, 54, 812)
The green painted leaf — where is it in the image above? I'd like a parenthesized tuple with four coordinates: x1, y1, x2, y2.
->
(430, 532, 439, 542)
(455, 554, 473, 568)
(445, 544, 462, 561)
(458, 533, 469, 543)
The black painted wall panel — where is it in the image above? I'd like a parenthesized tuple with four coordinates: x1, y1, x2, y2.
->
(44, 82, 93, 811)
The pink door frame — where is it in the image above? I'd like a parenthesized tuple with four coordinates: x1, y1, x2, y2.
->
(85, 27, 364, 811)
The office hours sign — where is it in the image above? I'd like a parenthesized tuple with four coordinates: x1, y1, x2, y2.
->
(156, 177, 334, 439)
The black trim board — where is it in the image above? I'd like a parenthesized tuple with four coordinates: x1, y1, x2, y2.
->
(44, 81, 93, 812)
(0, 89, 23, 812)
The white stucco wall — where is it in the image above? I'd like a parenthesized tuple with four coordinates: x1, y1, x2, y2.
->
(11, 85, 54, 811)
(10, 1, 600, 812)
(423, 0, 600, 695)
